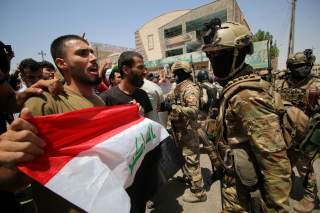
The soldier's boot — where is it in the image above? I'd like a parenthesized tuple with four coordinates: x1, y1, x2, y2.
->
(293, 197, 315, 213)
(176, 167, 192, 185)
(176, 175, 191, 186)
(182, 188, 207, 203)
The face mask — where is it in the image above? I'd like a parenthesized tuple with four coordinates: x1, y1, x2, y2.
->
(291, 64, 311, 78)
(207, 49, 234, 80)
(174, 70, 190, 84)
(175, 74, 181, 84)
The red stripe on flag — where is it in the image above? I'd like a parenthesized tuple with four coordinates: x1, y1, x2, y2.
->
(18, 104, 144, 185)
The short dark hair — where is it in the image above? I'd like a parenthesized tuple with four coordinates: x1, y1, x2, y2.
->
(18, 58, 40, 74)
(118, 51, 143, 77)
(39, 60, 55, 70)
(50, 34, 88, 62)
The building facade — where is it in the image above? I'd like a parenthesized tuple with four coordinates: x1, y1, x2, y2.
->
(135, 0, 249, 67)
(90, 42, 133, 66)
(312, 64, 320, 76)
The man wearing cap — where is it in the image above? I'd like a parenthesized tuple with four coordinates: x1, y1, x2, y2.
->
(167, 60, 207, 203)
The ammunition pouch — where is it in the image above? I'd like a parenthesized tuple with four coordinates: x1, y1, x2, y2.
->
(233, 148, 259, 190)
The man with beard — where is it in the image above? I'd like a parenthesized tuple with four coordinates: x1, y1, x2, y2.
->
(166, 61, 207, 203)
(100, 51, 152, 117)
(275, 49, 320, 213)
(100, 51, 155, 213)
(202, 20, 291, 212)
(24, 34, 104, 213)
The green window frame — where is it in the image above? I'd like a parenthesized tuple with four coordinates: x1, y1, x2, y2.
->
(165, 48, 183, 57)
(164, 25, 182, 38)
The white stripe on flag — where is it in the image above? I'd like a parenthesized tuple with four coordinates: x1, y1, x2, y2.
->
(46, 118, 169, 213)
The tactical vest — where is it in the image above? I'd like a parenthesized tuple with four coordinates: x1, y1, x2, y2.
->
(277, 76, 320, 116)
(278, 87, 306, 111)
(217, 74, 309, 148)
(215, 74, 309, 186)
(171, 80, 201, 130)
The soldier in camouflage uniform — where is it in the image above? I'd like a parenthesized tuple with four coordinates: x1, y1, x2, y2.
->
(167, 60, 207, 203)
(201, 20, 291, 212)
(275, 49, 320, 213)
(197, 70, 223, 181)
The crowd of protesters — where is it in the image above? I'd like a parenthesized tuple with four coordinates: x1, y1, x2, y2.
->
(0, 35, 208, 213)
(1, 20, 319, 213)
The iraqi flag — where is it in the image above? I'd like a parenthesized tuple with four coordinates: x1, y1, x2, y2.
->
(18, 104, 170, 213)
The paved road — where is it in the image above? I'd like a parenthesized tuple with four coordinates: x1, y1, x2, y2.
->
(147, 152, 320, 213)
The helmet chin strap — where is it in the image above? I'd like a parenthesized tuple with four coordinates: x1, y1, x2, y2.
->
(219, 48, 245, 80)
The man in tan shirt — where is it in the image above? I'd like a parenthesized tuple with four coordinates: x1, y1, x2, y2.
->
(24, 34, 104, 213)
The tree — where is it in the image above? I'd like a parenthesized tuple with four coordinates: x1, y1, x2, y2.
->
(253, 30, 279, 58)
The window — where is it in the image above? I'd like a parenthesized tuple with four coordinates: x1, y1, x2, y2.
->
(165, 48, 183, 57)
(186, 9, 227, 32)
(147, 34, 154, 50)
(164, 25, 182, 38)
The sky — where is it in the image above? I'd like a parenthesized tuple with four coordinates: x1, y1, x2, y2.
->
(1, 0, 319, 71)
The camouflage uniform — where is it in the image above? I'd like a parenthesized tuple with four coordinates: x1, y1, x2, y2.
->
(218, 66, 291, 213)
(200, 20, 291, 212)
(274, 75, 320, 116)
(170, 78, 204, 193)
(275, 72, 320, 208)
(168, 61, 206, 201)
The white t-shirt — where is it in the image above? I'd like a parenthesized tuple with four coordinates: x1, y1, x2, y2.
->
(141, 79, 163, 122)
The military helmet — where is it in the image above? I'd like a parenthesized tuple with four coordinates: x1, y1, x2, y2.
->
(202, 22, 253, 54)
(197, 70, 209, 82)
(287, 49, 316, 66)
(171, 61, 192, 74)
(201, 21, 253, 80)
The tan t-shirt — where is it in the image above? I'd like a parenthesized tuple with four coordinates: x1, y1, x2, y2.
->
(25, 86, 105, 116)
(24, 86, 105, 213)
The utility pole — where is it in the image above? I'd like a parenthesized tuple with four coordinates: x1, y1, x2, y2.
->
(38, 50, 46, 61)
(233, 0, 236, 22)
(288, 0, 297, 58)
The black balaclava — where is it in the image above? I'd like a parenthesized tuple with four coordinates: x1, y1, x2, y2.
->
(289, 63, 312, 79)
(175, 69, 191, 84)
(208, 47, 247, 84)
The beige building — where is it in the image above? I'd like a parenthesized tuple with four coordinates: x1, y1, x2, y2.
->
(90, 42, 133, 66)
(312, 64, 320, 76)
(135, 0, 248, 65)
(135, 10, 191, 61)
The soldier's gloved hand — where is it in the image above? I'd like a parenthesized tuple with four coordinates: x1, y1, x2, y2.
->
(171, 104, 181, 113)
(170, 104, 181, 120)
